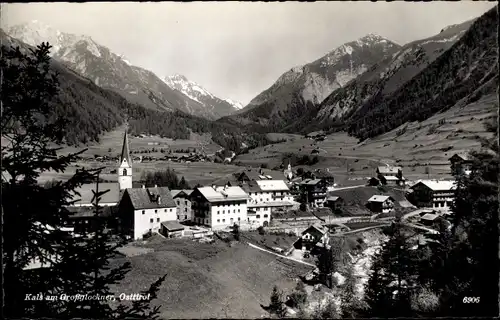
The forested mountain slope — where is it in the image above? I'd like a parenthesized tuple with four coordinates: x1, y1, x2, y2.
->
(1, 29, 269, 151)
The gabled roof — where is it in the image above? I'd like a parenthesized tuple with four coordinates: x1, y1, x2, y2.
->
(300, 179, 323, 186)
(120, 130, 132, 165)
(240, 183, 262, 193)
(326, 196, 341, 202)
(303, 224, 328, 235)
(382, 176, 401, 181)
(256, 180, 289, 192)
(368, 195, 394, 203)
(71, 183, 121, 205)
(125, 187, 176, 210)
(421, 213, 439, 221)
(196, 186, 248, 202)
(411, 180, 457, 191)
(238, 169, 284, 181)
(161, 221, 185, 231)
(377, 166, 402, 174)
(449, 153, 471, 162)
(171, 189, 193, 199)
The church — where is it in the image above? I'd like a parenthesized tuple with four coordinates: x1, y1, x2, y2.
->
(67, 130, 178, 240)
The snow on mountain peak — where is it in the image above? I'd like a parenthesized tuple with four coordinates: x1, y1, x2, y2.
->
(224, 99, 244, 110)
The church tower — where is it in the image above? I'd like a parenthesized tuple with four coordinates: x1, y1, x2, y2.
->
(118, 129, 133, 190)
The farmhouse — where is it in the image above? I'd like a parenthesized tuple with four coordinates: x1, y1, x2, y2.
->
(190, 186, 248, 230)
(299, 179, 328, 208)
(65, 206, 118, 234)
(171, 189, 193, 222)
(409, 180, 457, 212)
(311, 169, 335, 189)
(449, 153, 473, 176)
(118, 186, 177, 240)
(325, 196, 343, 210)
(367, 195, 395, 213)
(236, 168, 284, 183)
(301, 224, 329, 251)
(376, 166, 405, 186)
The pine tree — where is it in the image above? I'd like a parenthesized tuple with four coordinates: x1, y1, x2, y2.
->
(1, 42, 165, 318)
(269, 285, 287, 318)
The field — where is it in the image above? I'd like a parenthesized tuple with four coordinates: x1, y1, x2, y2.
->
(59, 125, 222, 157)
(109, 236, 312, 319)
(240, 231, 298, 251)
(235, 94, 496, 183)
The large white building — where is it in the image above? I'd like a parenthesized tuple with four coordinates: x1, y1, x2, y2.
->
(410, 180, 457, 212)
(243, 180, 295, 227)
(190, 186, 248, 230)
(118, 186, 177, 240)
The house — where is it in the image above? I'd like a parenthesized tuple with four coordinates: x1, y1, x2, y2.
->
(160, 220, 186, 238)
(449, 153, 473, 176)
(189, 186, 248, 230)
(376, 166, 405, 186)
(236, 168, 284, 183)
(367, 195, 395, 214)
(305, 131, 326, 140)
(311, 169, 335, 189)
(301, 224, 329, 251)
(368, 177, 380, 186)
(171, 189, 193, 221)
(118, 186, 177, 240)
(325, 196, 343, 210)
(409, 180, 457, 212)
(420, 213, 440, 226)
(243, 179, 295, 227)
(299, 179, 328, 208)
(65, 205, 118, 234)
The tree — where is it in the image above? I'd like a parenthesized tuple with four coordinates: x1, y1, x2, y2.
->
(288, 281, 307, 308)
(269, 285, 287, 318)
(141, 168, 181, 189)
(232, 223, 240, 241)
(1, 42, 164, 318)
(316, 246, 335, 288)
(178, 176, 190, 189)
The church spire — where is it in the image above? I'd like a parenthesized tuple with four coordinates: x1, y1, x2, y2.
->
(120, 126, 132, 165)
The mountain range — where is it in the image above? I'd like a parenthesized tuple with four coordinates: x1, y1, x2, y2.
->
(2, 6, 497, 152)
(7, 20, 241, 120)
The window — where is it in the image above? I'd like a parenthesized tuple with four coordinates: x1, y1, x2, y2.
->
(142, 210, 145, 215)
(256, 208, 260, 211)
(217, 211, 220, 214)
(256, 215, 260, 219)
(222, 219, 225, 223)
(155, 209, 157, 213)
(217, 219, 220, 223)
(164, 209, 167, 212)
(177, 200, 180, 205)
(157, 218, 160, 222)
(184, 208, 187, 212)
(223, 210, 225, 214)
(177, 215, 179, 219)
(123, 168, 127, 176)
(238, 217, 240, 221)
(233, 210, 236, 213)
(264, 214, 268, 218)
(185, 201, 187, 205)
(185, 215, 187, 219)
(238, 209, 240, 213)
(169, 209, 172, 212)
(150, 218, 153, 223)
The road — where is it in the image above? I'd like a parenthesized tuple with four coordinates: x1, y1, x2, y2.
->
(246, 243, 315, 267)
(403, 222, 440, 234)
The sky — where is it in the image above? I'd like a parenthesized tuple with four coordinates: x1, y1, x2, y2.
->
(2, 2, 496, 105)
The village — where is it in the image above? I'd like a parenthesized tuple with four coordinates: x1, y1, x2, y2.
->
(16, 128, 476, 318)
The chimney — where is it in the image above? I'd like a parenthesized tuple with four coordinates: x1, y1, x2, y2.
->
(142, 185, 145, 189)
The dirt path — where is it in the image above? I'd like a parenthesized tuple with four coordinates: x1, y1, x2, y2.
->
(246, 243, 315, 267)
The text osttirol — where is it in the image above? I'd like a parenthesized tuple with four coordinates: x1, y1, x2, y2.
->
(119, 293, 151, 301)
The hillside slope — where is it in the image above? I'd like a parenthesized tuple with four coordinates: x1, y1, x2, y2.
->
(345, 6, 498, 140)
(220, 34, 400, 131)
(311, 18, 476, 132)
(7, 21, 229, 120)
(1, 29, 269, 151)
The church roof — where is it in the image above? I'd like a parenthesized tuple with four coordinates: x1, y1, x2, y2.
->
(125, 187, 176, 210)
(120, 130, 132, 165)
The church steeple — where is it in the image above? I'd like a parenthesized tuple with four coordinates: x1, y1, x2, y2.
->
(118, 126, 132, 190)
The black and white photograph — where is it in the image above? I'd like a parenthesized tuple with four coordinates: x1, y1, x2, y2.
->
(1, 1, 498, 319)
